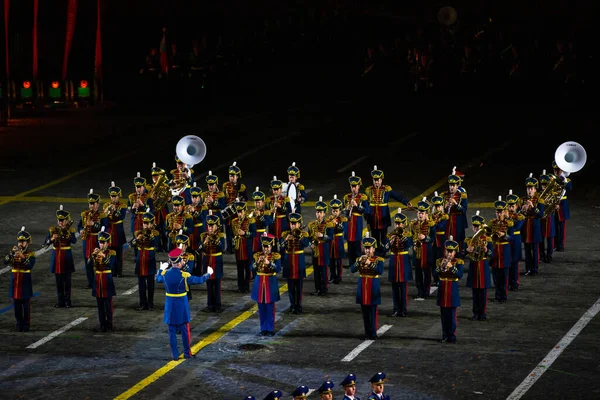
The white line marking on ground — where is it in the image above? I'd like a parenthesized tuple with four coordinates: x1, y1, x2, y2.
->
(121, 286, 139, 296)
(26, 317, 88, 349)
(306, 389, 316, 396)
(341, 324, 393, 362)
(506, 297, 600, 400)
(336, 156, 369, 173)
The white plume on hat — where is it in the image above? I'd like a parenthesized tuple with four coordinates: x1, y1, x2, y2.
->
(351, 171, 355, 176)
(498, 195, 502, 201)
(153, 162, 156, 168)
(89, 188, 93, 194)
(137, 172, 141, 177)
(60, 205, 64, 211)
(475, 210, 480, 216)
(21, 226, 25, 232)
(333, 194, 337, 200)
(100, 226, 105, 232)
(509, 189, 513, 195)
(255, 186, 259, 192)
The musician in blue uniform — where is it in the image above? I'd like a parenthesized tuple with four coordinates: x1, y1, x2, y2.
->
(47, 206, 77, 308)
(350, 234, 385, 340)
(341, 373, 360, 400)
(309, 197, 335, 296)
(365, 165, 411, 257)
(344, 171, 370, 267)
(5, 227, 35, 332)
(91, 228, 117, 332)
(223, 161, 247, 254)
(156, 248, 212, 361)
(165, 195, 194, 252)
(328, 195, 348, 284)
(433, 236, 464, 343)
(150, 163, 170, 252)
(440, 168, 469, 251)
(367, 372, 390, 400)
(203, 171, 227, 227)
(133, 210, 161, 310)
(285, 162, 307, 214)
(251, 233, 281, 336)
(250, 187, 274, 256)
(188, 183, 207, 251)
(78, 189, 109, 289)
(127, 173, 153, 257)
(175, 231, 196, 300)
(280, 213, 310, 314)
(507, 190, 524, 290)
(291, 385, 310, 400)
(317, 380, 335, 399)
(411, 198, 436, 300)
(384, 208, 413, 317)
(266, 176, 292, 253)
(539, 171, 556, 263)
(232, 200, 257, 293)
(552, 160, 571, 252)
(489, 196, 514, 303)
(462, 212, 493, 321)
(522, 174, 545, 276)
(104, 182, 128, 277)
(198, 212, 226, 313)
(430, 191, 449, 287)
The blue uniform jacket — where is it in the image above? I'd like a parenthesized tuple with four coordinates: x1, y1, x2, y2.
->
(157, 268, 210, 325)
(350, 256, 385, 305)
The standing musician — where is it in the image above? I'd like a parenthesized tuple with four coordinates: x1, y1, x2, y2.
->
(350, 234, 385, 340)
(521, 173, 544, 276)
(198, 212, 226, 313)
(231, 200, 256, 293)
(5, 227, 35, 332)
(127, 172, 153, 257)
(203, 171, 227, 227)
(383, 209, 413, 317)
(171, 154, 195, 186)
(552, 160, 571, 252)
(149, 163, 171, 251)
(364, 165, 411, 258)
(284, 162, 307, 214)
(539, 171, 557, 263)
(174, 231, 196, 300)
(433, 236, 464, 344)
(104, 182, 127, 277)
(78, 189, 109, 289)
(280, 213, 310, 314)
(440, 167, 469, 251)
(222, 161, 248, 254)
(132, 209, 160, 310)
(488, 196, 514, 303)
(507, 190, 525, 291)
(187, 182, 207, 250)
(308, 197, 335, 296)
(250, 233, 281, 337)
(430, 191, 449, 287)
(250, 187, 273, 256)
(90, 228, 116, 332)
(169, 155, 193, 205)
(328, 195, 348, 285)
(462, 211, 493, 321)
(410, 198, 436, 300)
(266, 176, 292, 253)
(165, 195, 194, 252)
(344, 171, 370, 267)
(46, 206, 77, 308)
(156, 248, 212, 361)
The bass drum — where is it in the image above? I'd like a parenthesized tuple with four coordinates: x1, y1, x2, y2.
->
(287, 182, 297, 213)
(221, 203, 236, 220)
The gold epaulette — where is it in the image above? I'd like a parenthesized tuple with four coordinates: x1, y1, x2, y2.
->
(272, 252, 281, 260)
(427, 220, 435, 227)
(183, 212, 193, 219)
(297, 184, 305, 191)
(436, 258, 443, 267)
(326, 221, 335, 228)
(460, 192, 468, 199)
(248, 217, 256, 224)
(507, 219, 514, 227)
(218, 233, 226, 239)
(184, 253, 195, 261)
(384, 185, 392, 191)
(216, 191, 225, 199)
(515, 214, 525, 221)
(441, 213, 449, 220)
(99, 212, 108, 218)
(340, 216, 348, 222)
(109, 249, 117, 257)
(376, 256, 385, 262)
(152, 229, 160, 236)
(181, 271, 191, 278)
(360, 193, 368, 201)
(240, 183, 247, 192)
(455, 258, 465, 265)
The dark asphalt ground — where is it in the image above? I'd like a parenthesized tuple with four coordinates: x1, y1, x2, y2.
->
(0, 88, 599, 400)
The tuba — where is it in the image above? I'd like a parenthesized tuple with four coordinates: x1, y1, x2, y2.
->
(149, 174, 171, 211)
(538, 174, 567, 219)
(469, 224, 491, 261)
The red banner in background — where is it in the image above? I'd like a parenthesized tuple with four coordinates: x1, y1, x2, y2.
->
(62, 0, 78, 81)
(33, 0, 38, 79)
(4, 0, 9, 79)
(94, 0, 102, 80)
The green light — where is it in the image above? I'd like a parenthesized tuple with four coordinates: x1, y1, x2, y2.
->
(77, 87, 90, 98)
(49, 87, 61, 99)
(21, 88, 33, 99)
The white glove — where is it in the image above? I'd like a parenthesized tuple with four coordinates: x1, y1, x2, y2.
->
(207, 267, 214, 276)
(159, 262, 169, 271)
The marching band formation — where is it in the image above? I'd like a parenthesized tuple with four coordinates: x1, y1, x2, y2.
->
(4, 140, 583, 397)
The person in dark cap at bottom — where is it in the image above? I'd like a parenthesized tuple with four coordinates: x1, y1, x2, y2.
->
(318, 380, 335, 400)
(263, 390, 283, 400)
(350, 234, 384, 340)
(341, 373, 360, 400)
(291, 385, 309, 400)
(367, 372, 389, 400)
(242, 396, 256, 400)
(156, 248, 212, 360)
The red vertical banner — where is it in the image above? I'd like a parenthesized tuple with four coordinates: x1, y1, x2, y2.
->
(32, 0, 38, 79)
(4, 0, 9, 79)
(94, 0, 102, 80)
(62, 0, 78, 81)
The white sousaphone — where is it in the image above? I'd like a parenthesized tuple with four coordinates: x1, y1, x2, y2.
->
(176, 135, 207, 168)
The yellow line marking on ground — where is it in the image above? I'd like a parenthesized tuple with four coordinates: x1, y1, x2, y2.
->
(114, 267, 314, 400)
